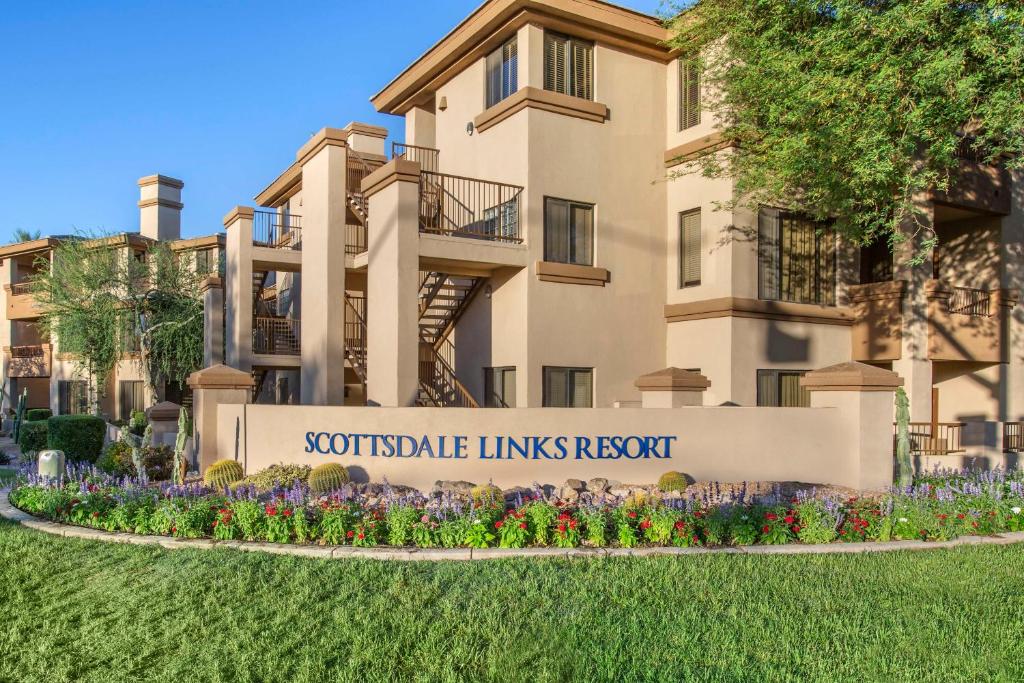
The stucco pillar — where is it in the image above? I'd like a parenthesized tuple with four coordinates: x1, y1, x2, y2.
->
(224, 206, 254, 372)
(147, 400, 181, 448)
(635, 367, 710, 408)
(201, 276, 224, 367)
(299, 128, 348, 405)
(187, 364, 253, 473)
(801, 361, 903, 490)
(892, 200, 934, 421)
(363, 159, 422, 407)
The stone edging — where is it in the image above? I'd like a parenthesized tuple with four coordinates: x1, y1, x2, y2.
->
(3, 489, 1024, 561)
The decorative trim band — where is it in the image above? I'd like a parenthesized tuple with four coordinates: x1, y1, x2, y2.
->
(137, 197, 183, 210)
(665, 297, 854, 326)
(475, 87, 608, 133)
(536, 261, 610, 287)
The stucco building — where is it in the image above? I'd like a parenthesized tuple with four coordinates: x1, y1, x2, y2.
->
(0, 174, 225, 419)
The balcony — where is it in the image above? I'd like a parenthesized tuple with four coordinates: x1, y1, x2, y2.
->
(895, 421, 965, 456)
(4, 344, 52, 378)
(253, 210, 301, 250)
(4, 282, 40, 320)
(252, 317, 300, 356)
(926, 281, 1015, 363)
(850, 281, 906, 362)
(931, 138, 1011, 216)
(418, 171, 523, 243)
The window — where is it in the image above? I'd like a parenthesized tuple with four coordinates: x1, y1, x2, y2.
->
(679, 59, 701, 130)
(121, 317, 140, 354)
(194, 248, 213, 275)
(860, 239, 893, 284)
(544, 198, 593, 266)
(484, 367, 516, 408)
(756, 370, 811, 408)
(758, 208, 836, 305)
(58, 380, 89, 415)
(485, 38, 518, 108)
(543, 367, 593, 408)
(544, 32, 593, 100)
(118, 380, 145, 421)
(482, 196, 520, 241)
(679, 209, 701, 288)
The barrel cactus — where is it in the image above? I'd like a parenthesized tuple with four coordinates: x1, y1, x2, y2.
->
(470, 483, 505, 507)
(657, 471, 690, 493)
(204, 459, 244, 490)
(308, 463, 350, 494)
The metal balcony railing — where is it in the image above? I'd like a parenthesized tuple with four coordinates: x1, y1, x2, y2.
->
(392, 142, 439, 173)
(1004, 422, 1024, 452)
(9, 282, 32, 296)
(418, 171, 523, 243)
(895, 422, 966, 456)
(948, 286, 992, 317)
(253, 210, 302, 250)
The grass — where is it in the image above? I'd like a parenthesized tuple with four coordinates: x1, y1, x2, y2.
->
(0, 467, 16, 487)
(1, 519, 1022, 683)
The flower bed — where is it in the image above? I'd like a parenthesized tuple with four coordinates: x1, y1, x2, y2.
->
(7, 465, 1024, 550)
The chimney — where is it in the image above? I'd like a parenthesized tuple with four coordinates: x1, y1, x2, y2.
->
(137, 174, 184, 242)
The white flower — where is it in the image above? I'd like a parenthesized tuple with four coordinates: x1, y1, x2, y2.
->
(740, 515, 749, 521)
(898, 517, 908, 523)
(1012, 507, 1022, 515)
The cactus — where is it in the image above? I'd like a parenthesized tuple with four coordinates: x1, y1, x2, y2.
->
(895, 387, 913, 489)
(12, 388, 27, 443)
(657, 471, 690, 493)
(470, 483, 504, 507)
(172, 408, 190, 485)
(308, 463, 350, 494)
(204, 459, 244, 490)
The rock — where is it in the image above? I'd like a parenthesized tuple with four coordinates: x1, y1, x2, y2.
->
(433, 480, 476, 496)
(564, 478, 586, 492)
(608, 484, 650, 500)
(503, 486, 534, 504)
(587, 477, 609, 493)
(558, 487, 580, 503)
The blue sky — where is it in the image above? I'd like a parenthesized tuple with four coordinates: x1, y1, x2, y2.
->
(0, 0, 664, 243)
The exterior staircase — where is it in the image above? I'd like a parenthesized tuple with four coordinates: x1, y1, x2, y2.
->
(415, 272, 482, 407)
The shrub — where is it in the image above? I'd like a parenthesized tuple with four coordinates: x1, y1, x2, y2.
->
(129, 411, 147, 436)
(25, 408, 52, 422)
(470, 483, 505, 507)
(657, 471, 690, 493)
(17, 420, 48, 455)
(97, 440, 134, 476)
(141, 445, 175, 481)
(239, 463, 311, 492)
(47, 415, 105, 463)
(204, 460, 244, 490)
(308, 463, 349, 494)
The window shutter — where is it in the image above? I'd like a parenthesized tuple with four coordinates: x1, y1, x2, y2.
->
(680, 209, 701, 287)
(544, 33, 567, 94)
(570, 40, 593, 100)
(679, 60, 701, 130)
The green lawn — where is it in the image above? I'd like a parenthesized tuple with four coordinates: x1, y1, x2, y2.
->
(0, 467, 16, 487)
(1, 519, 1022, 682)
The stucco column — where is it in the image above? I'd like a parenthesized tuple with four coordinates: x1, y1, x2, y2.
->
(147, 400, 182, 447)
(892, 199, 934, 421)
(201, 276, 224, 367)
(224, 206, 254, 372)
(299, 128, 348, 405)
(635, 367, 710, 408)
(363, 159, 422, 407)
(801, 361, 903, 490)
(187, 364, 253, 473)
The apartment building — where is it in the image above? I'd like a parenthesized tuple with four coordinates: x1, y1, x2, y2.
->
(0, 175, 226, 419)
(220, 0, 1020, 457)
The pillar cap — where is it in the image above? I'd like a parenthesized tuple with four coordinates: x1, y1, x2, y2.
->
(147, 401, 182, 421)
(138, 174, 184, 189)
(187, 364, 255, 390)
(361, 158, 422, 199)
(635, 367, 711, 392)
(223, 206, 254, 228)
(800, 361, 903, 392)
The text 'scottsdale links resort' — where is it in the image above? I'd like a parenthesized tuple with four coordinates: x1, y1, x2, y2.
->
(2, 0, 1022, 495)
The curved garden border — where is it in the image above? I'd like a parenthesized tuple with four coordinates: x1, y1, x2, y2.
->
(5, 490, 1024, 561)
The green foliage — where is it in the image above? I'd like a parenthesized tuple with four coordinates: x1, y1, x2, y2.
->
(172, 408, 189, 485)
(895, 387, 913, 488)
(129, 411, 147, 436)
(17, 420, 48, 455)
(239, 463, 312, 492)
(308, 463, 350, 495)
(657, 471, 689, 493)
(97, 440, 133, 476)
(204, 460, 244, 490)
(46, 414, 105, 463)
(470, 483, 504, 507)
(670, 0, 1024, 253)
(25, 409, 51, 422)
(12, 388, 27, 442)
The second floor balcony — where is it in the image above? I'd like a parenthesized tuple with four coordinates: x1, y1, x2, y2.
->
(4, 343, 52, 377)
(4, 281, 40, 320)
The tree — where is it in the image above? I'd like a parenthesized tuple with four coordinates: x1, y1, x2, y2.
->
(669, 0, 1024, 255)
(30, 235, 205, 414)
(14, 229, 41, 242)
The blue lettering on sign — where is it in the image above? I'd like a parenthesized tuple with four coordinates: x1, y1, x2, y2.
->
(302, 432, 676, 461)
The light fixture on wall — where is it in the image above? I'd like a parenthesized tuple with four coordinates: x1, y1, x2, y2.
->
(484, 284, 492, 299)
(438, 96, 448, 111)
(466, 122, 475, 136)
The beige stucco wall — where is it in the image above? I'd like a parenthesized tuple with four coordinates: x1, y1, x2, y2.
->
(218, 402, 882, 490)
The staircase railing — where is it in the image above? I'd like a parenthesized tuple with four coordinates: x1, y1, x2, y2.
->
(392, 142, 439, 173)
(253, 210, 302, 250)
(252, 317, 300, 355)
(418, 337, 479, 408)
(418, 171, 523, 242)
(344, 294, 367, 383)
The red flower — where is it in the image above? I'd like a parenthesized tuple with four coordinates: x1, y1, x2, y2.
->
(568, 519, 578, 530)
(691, 535, 699, 544)
(91, 511, 99, 519)
(282, 509, 293, 517)
(783, 516, 795, 524)
(791, 525, 801, 533)
(494, 521, 504, 529)
(519, 522, 527, 530)
(639, 519, 652, 530)
(558, 512, 571, 521)
(937, 514, 948, 520)
(265, 505, 278, 516)
(765, 513, 778, 521)
(674, 520, 685, 530)
(762, 525, 770, 533)
(694, 511, 704, 519)
(957, 513, 966, 520)
(357, 532, 365, 540)
(627, 511, 638, 519)
(557, 524, 567, 533)
(346, 530, 354, 538)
